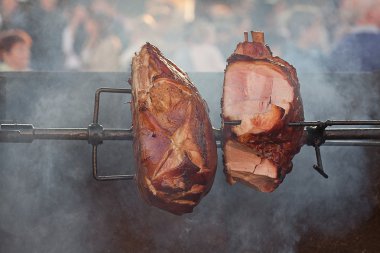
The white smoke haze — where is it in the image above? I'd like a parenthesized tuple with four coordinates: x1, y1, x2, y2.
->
(0, 66, 379, 253)
(0, 2, 372, 252)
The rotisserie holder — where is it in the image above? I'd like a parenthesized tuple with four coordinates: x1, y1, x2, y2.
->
(2, 87, 380, 180)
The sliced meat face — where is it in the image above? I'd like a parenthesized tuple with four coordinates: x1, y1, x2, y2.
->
(222, 31, 304, 192)
(223, 61, 293, 135)
(224, 140, 280, 192)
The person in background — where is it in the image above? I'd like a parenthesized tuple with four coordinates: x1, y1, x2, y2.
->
(0, 0, 28, 30)
(172, 19, 225, 72)
(81, 13, 122, 71)
(143, 0, 186, 58)
(328, 0, 380, 72)
(62, 3, 88, 70)
(90, 0, 129, 51)
(281, 5, 329, 73)
(119, 19, 155, 71)
(0, 29, 32, 71)
(26, 0, 65, 71)
(199, 2, 236, 58)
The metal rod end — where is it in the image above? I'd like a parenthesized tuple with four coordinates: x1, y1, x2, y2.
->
(224, 120, 242, 126)
(313, 165, 329, 178)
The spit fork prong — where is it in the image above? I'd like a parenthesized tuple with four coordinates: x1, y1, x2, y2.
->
(312, 144, 328, 178)
(91, 87, 135, 181)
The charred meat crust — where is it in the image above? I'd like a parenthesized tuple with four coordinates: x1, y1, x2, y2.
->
(131, 43, 217, 215)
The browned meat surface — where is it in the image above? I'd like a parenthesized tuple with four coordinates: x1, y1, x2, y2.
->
(222, 31, 304, 192)
(131, 43, 217, 215)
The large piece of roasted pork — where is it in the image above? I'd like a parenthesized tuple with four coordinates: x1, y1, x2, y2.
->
(222, 31, 304, 192)
(131, 43, 217, 215)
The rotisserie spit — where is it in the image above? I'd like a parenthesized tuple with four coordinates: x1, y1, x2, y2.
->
(1, 31, 380, 215)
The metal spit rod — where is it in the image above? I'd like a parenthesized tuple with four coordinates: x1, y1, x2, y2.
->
(2, 122, 380, 180)
(2, 87, 380, 181)
(2, 125, 380, 144)
(289, 120, 380, 126)
(0, 125, 133, 142)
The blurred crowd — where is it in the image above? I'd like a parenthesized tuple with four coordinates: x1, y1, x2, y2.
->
(0, 0, 379, 72)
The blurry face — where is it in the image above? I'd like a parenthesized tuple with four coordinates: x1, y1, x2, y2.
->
(73, 5, 87, 22)
(3, 42, 30, 70)
(369, 3, 380, 27)
(39, 0, 57, 12)
(1, 0, 18, 13)
(85, 18, 99, 36)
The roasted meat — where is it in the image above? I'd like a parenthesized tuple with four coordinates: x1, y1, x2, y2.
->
(222, 31, 304, 192)
(131, 43, 217, 215)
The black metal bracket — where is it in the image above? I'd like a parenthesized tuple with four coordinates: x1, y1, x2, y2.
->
(91, 87, 135, 181)
(290, 119, 380, 179)
(305, 123, 329, 178)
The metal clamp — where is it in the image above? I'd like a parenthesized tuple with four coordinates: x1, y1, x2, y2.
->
(91, 87, 135, 181)
(312, 143, 328, 178)
(291, 120, 380, 178)
(305, 123, 329, 178)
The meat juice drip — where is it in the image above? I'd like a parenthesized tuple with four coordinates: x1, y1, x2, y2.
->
(222, 31, 304, 192)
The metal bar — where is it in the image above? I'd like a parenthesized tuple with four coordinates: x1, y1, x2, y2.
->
(224, 120, 242, 126)
(102, 129, 134, 140)
(33, 128, 134, 141)
(212, 128, 380, 143)
(92, 145, 134, 181)
(93, 88, 131, 123)
(313, 145, 328, 178)
(324, 140, 380, 146)
(0, 126, 133, 142)
(33, 128, 88, 140)
(91, 87, 134, 181)
(0, 124, 34, 142)
(323, 128, 380, 140)
(289, 120, 380, 126)
(3, 127, 380, 143)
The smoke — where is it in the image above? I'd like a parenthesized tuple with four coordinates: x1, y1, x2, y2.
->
(190, 71, 376, 252)
(1, 2, 379, 252)
(0, 69, 379, 253)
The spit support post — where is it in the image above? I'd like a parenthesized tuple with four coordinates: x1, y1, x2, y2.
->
(90, 88, 135, 181)
(0, 87, 136, 181)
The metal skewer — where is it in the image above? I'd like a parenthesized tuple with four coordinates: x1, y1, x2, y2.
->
(3, 121, 380, 180)
(2, 88, 380, 181)
(223, 120, 242, 126)
(288, 120, 380, 126)
(0, 124, 133, 142)
(223, 118, 380, 178)
(3, 125, 380, 143)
